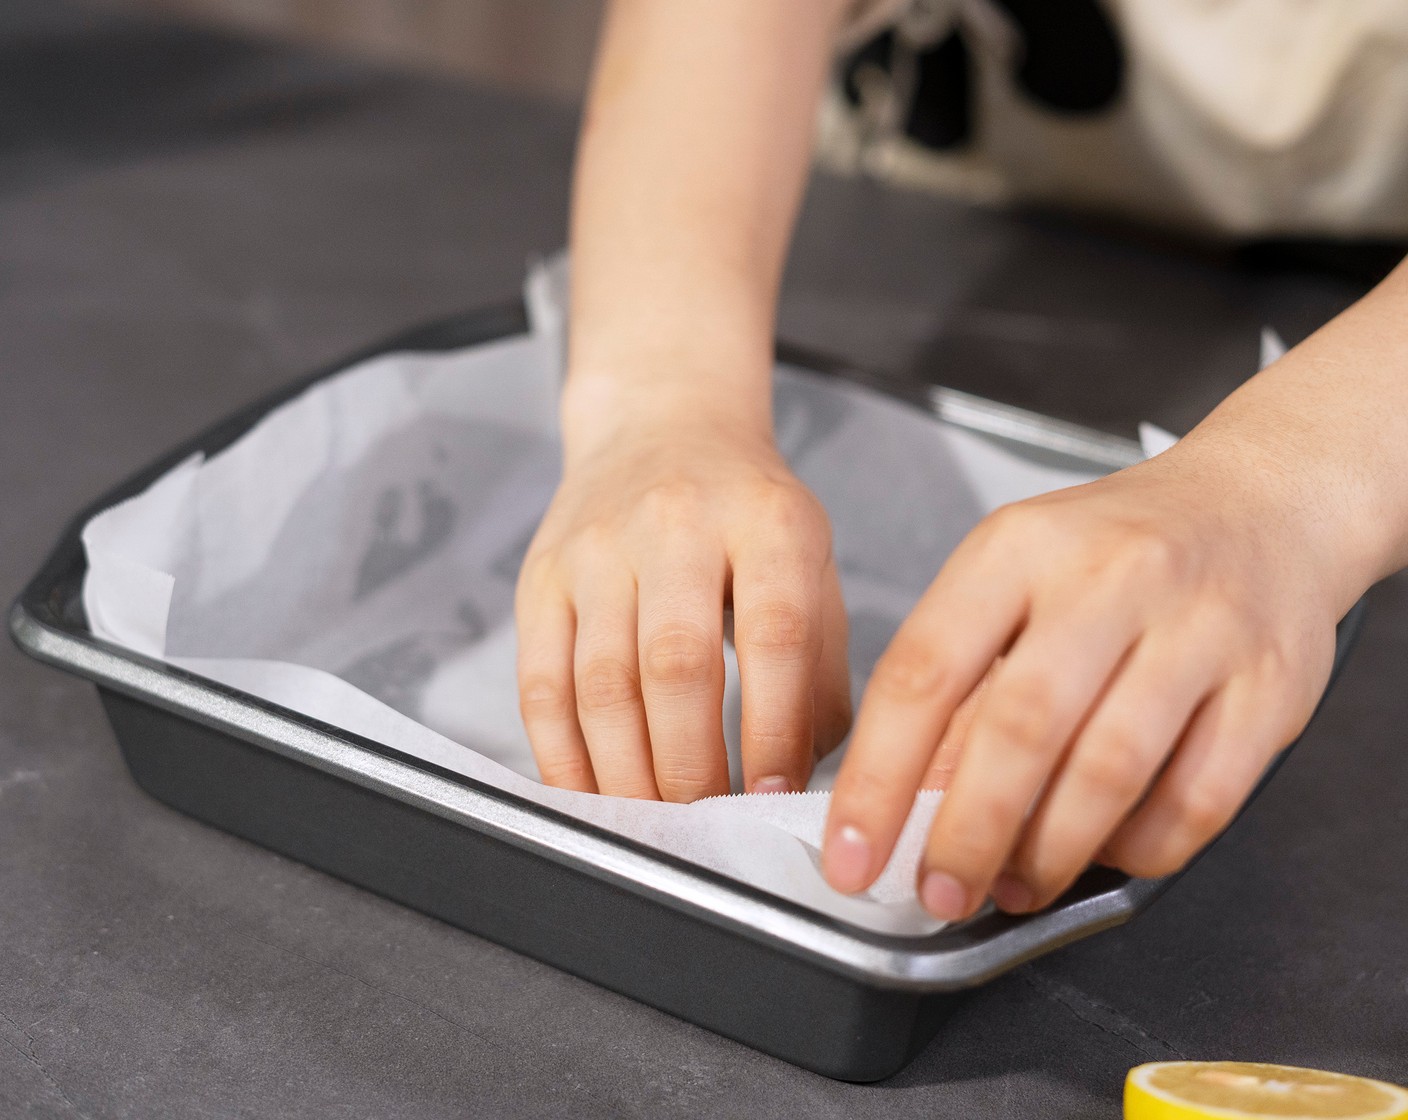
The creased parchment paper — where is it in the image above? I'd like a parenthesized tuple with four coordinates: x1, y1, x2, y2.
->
(82, 266, 1126, 936)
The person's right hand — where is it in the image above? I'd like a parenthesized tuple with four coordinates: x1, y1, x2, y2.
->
(515, 410, 852, 801)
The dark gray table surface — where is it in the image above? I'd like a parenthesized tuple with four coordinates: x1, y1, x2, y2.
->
(2, 4, 1405, 1117)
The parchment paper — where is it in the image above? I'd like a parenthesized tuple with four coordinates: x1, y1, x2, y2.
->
(82, 263, 1120, 936)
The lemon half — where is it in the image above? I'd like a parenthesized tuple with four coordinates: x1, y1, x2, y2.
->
(1126, 1062, 1408, 1120)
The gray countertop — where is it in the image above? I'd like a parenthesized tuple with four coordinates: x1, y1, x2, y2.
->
(2, 4, 1405, 1117)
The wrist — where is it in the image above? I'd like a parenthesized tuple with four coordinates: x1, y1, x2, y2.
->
(1173, 410, 1380, 618)
(560, 357, 775, 466)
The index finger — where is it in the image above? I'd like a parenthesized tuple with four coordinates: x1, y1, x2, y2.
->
(821, 538, 1027, 894)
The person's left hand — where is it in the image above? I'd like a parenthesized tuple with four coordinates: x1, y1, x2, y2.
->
(820, 438, 1356, 920)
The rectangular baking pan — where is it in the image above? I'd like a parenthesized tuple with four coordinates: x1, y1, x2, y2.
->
(11, 303, 1364, 1081)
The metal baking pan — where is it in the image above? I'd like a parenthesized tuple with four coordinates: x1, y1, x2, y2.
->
(11, 303, 1364, 1081)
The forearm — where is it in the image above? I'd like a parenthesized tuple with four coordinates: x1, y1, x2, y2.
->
(564, 0, 849, 459)
(1176, 256, 1408, 612)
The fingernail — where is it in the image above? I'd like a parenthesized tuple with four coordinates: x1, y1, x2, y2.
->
(919, 870, 968, 921)
(823, 824, 873, 893)
(751, 775, 791, 794)
(991, 874, 1034, 913)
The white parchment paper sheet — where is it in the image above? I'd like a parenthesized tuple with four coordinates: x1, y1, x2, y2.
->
(81, 267, 1133, 936)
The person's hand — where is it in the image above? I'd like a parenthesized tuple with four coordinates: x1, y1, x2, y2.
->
(821, 440, 1353, 920)
(515, 410, 851, 801)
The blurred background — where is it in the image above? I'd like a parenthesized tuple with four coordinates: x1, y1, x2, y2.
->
(103, 0, 604, 101)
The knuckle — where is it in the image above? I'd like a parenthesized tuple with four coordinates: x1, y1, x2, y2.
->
(984, 676, 1059, 750)
(639, 479, 705, 526)
(1197, 583, 1247, 628)
(740, 601, 816, 659)
(642, 627, 716, 688)
(601, 775, 662, 801)
(1254, 632, 1312, 692)
(576, 657, 642, 714)
(518, 675, 575, 724)
(976, 787, 1035, 834)
(965, 505, 1027, 557)
(1116, 530, 1186, 586)
(1069, 733, 1149, 802)
(515, 550, 558, 592)
(1174, 780, 1237, 846)
(930, 822, 1001, 872)
(569, 521, 618, 565)
(834, 764, 899, 813)
(1183, 593, 1250, 663)
(653, 758, 723, 803)
(534, 753, 594, 790)
(750, 483, 833, 553)
(1257, 636, 1296, 681)
(869, 635, 950, 704)
(746, 719, 809, 757)
(935, 792, 1027, 865)
(752, 479, 810, 522)
(983, 502, 1031, 537)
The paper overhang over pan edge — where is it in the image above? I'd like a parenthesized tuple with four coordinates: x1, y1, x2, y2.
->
(79, 259, 1215, 937)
